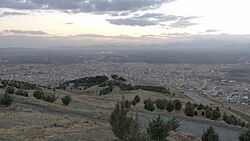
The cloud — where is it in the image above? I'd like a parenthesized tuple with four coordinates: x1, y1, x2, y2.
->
(170, 19, 197, 28)
(0, 11, 28, 17)
(0, 0, 173, 13)
(107, 13, 197, 27)
(205, 29, 219, 33)
(65, 22, 74, 25)
(3, 29, 49, 35)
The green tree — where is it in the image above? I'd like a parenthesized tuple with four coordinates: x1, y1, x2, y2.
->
(185, 102, 195, 117)
(43, 93, 57, 103)
(173, 99, 182, 110)
(144, 98, 155, 112)
(165, 100, 175, 113)
(134, 95, 140, 103)
(0, 94, 14, 106)
(109, 102, 140, 140)
(155, 99, 165, 110)
(147, 115, 180, 141)
(205, 108, 213, 119)
(5, 86, 15, 94)
(15, 89, 28, 97)
(197, 103, 205, 110)
(239, 129, 250, 141)
(33, 89, 44, 99)
(213, 107, 221, 120)
(201, 127, 219, 141)
(62, 95, 72, 105)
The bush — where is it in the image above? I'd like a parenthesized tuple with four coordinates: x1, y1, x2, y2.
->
(173, 99, 182, 110)
(99, 85, 114, 95)
(201, 127, 219, 141)
(62, 95, 72, 105)
(185, 102, 195, 117)
(33, 89, 44, 99)
(121, 99, 132, 109)
(131, 99, 137, 106)
(147, 115, 180, 141)
(144, 98, 155, 112)
(155, 99, 165, 110)
(197, 103, 205, 110)
(0, 94, 14, 106)
(239, 129, 250, 141)
(43, 93, 57, 103)
(223, 113, 238, 125)
(109, 102, 140, 140)
(165, 100, 175, 113)
(5, 86, 15, 94)
(134, 95, 140, 103)
(213, 107, 221, 120)
(205, 108, 213, 119)
(15, 89, 28, 97)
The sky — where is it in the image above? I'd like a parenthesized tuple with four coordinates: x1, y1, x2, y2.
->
(0, 0, 250, 48)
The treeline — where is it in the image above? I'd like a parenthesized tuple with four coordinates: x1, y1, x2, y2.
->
(0, 79, 37, 90)
(58, 75, 108, 90)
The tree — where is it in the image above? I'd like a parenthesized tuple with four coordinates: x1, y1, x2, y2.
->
(15, 89, 28, 97)
(197, 103, 205, 110)
(165, 100, 175, 113)
(109, 102, 140, 140)
(155, 99, 165, 110)
(173, 99, 182, 110)
(205, 108, 213, 119)
(62, 95, 72, 105)
(132, 99, 137, 106)
(147, 115, 180, 141)
(0, 94, 14, 106)
(43, 93, 57, 103)
(239, 129, 250, 141)
(134, 95, 140, 103)
(185, 102, 195, 117)
(33, 89, 44, 99)
(144, 98, 155, 112)
(213, 107, 221, 120)
(5, 86, 15, 94)
(201, 127, 219, 141)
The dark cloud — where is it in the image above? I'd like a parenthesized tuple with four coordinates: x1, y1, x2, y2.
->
(0, 11, 28, 17)
(4, 29, 49, 35)
(107, 13, 197, 27)
(0, 0, 173, 13)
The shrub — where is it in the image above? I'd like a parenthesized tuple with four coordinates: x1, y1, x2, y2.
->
(147, 115, 180, 141)
(239, 129, 250, 141)
(165, 100, 175, 113)
(15, 89, 28, 97)
(144, 98, 155, 112)
(197, 103, 205, 110)
(43, 93, 57, 103)
(109, 102, 140, 140)
(121, 99, 132, 109)
(194, 110, 198, 116)
(33, 89, 44, 99)
(131, 99, 137, 106)
(155, 99, 165, 110)
(173, 99, 182, 110)
(134, 95, 140, 103)
(201, 127, 219, 141)
(5, 86, 15, 94)
(185, 102, 195, 117)
(212, 107, 221, 120)
(62, 95, 72, 105)
(0, 94, 14, 106)
(205, 108, 213, 119)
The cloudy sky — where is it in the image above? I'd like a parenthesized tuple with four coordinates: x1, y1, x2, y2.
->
(0, 0, 250, 48)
